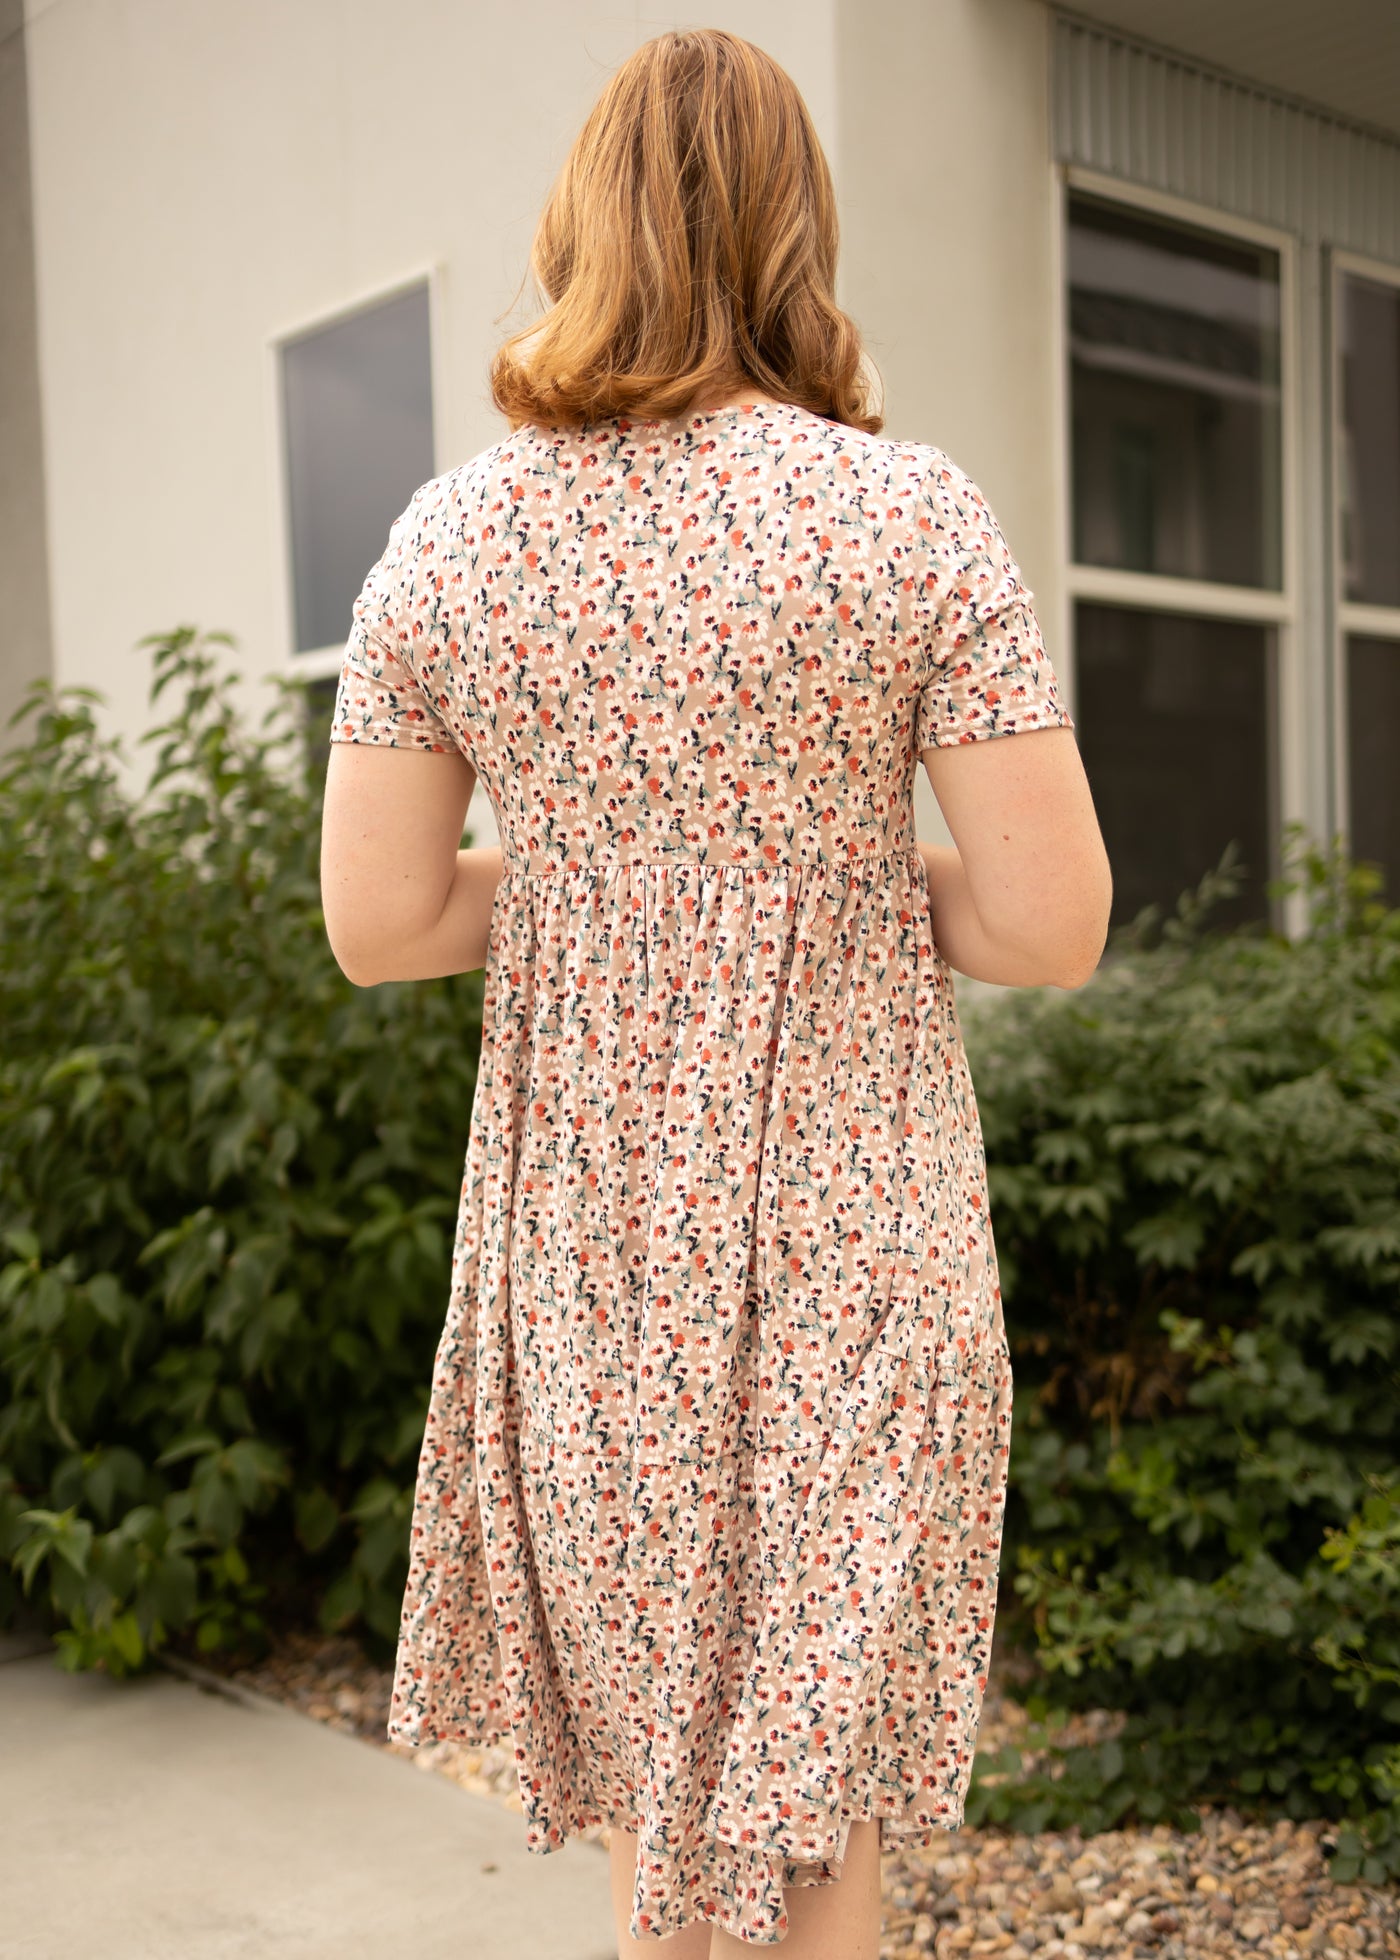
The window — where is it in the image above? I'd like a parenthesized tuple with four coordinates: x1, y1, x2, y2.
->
(1064, 183, 1288, 935)
(1069, 196, 1283, 590)
(279, 281, 435, 659)
(1336, 266, 1400, 902)
(1339, 273, 1400, 610)
(1347, 639, 1400, 898)
(301, 674, 339, 794)
(1076, 605, 1278, 931)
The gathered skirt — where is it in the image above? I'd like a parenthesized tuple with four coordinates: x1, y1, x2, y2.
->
(386, 847, 1013, 1945)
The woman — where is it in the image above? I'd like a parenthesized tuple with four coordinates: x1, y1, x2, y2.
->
(320, 26, 1112, 1957)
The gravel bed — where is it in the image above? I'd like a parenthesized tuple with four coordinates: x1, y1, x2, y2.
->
(193, 1630, 1400, 1957)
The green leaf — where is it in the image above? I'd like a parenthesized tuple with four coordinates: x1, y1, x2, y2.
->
(154, 1430, 222, 1468)
(319, 1569, 363, 1633)
(294, 1487, 341, 1555)
(108, 1611, 145, 1669)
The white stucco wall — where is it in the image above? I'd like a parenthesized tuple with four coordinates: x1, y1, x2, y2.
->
(834, 0, 1062, 847)
(23, 0, 1057, 856)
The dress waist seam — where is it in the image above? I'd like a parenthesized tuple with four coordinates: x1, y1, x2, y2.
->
(499, 842, 924, 880)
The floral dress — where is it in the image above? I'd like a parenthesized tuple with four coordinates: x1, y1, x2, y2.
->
(330, 398, 1074, 1947)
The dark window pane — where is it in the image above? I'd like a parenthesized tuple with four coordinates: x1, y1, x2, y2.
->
(1340, 276, 1400, 608)
(1076, 602, 1278, 932)
(302, 675, 339, 793)
(1068, 193, 1282, 590)
(281, 284, 434, 653)
(1347, 636, 1400, 899)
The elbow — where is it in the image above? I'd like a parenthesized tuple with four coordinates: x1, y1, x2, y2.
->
(323, 912, 391, 988)
(1047, 942, 1106, 990)
(996, 867, 1113, 991)
(338, 956, 387, 989)
(1047, 871, 1114, 990)
(329, 939, 388, 988)
(322, 876, 379, 986)
(1008, 937, 1103, 991)
(322, 880, 414, 987)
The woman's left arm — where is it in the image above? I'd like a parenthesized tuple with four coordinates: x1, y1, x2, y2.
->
(320, 742, 504, 985)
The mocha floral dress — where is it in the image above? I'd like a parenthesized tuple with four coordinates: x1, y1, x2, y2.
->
(331, 398, 1074, 1947)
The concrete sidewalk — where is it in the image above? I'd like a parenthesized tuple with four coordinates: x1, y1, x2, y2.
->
(1, 1630, 618, 1959)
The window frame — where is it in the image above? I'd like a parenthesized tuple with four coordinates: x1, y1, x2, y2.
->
(1051, 162, 1303, 936)
(265, 262, 448, 680)
(1329, 246, 1400, 870)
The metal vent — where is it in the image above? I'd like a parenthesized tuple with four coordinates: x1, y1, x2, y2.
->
(1051, 11, 1400, 258)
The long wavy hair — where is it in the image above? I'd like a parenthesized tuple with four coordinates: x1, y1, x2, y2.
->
(490, 29, 882, 433)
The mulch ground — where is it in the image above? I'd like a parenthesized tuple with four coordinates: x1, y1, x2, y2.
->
(188, 1629, 1400, 1958)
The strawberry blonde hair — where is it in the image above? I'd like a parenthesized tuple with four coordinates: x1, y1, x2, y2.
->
(490, 28, 882, 433)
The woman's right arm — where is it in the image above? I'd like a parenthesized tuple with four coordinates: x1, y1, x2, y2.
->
(918, 725, 1113, 990)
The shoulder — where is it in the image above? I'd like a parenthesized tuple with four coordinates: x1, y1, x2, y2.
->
(382, 427, 551, 553)
(786, 412, 993, 525)
(882, 443, 1017, 567)
(837, 433, 992, 524)
(397, 433, 522, 523)
(771, 404, 928, 487)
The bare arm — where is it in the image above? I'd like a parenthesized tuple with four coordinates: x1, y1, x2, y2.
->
(320, 743, 504, 985)
(917, 726, 1113, 989)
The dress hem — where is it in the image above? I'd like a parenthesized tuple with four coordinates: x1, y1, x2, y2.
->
(385, 1713, 968, 1944)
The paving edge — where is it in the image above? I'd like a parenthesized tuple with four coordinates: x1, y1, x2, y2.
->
(1, 1635, 300, 1719)
(153, 1648, 612, 1861)
(153, 1647, 306, 1719)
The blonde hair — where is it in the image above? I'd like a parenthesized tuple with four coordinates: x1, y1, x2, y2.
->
(490, 28, 882, 434)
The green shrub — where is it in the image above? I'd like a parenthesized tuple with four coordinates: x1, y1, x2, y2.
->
(962, 836, 1400, 1884)
(4, 637, 1396, 1884)
(0, 631, 484, 1673)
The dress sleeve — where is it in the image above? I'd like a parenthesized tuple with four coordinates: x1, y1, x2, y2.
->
(912, 455, 1075, 753)
(330, 485, 459, 753)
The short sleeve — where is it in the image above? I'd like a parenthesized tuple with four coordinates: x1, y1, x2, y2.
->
(330, 484, 459, 754)
(912, 455, 1075, 753)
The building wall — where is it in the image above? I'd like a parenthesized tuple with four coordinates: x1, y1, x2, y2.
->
(835, 0, 1061, 844)
(21, 0, 1056, 850)
(22, 0, 837, 781)
(16, 1, 1400, 953)
(0, 0, 54, 738)
(837, 0, 1060, 647)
